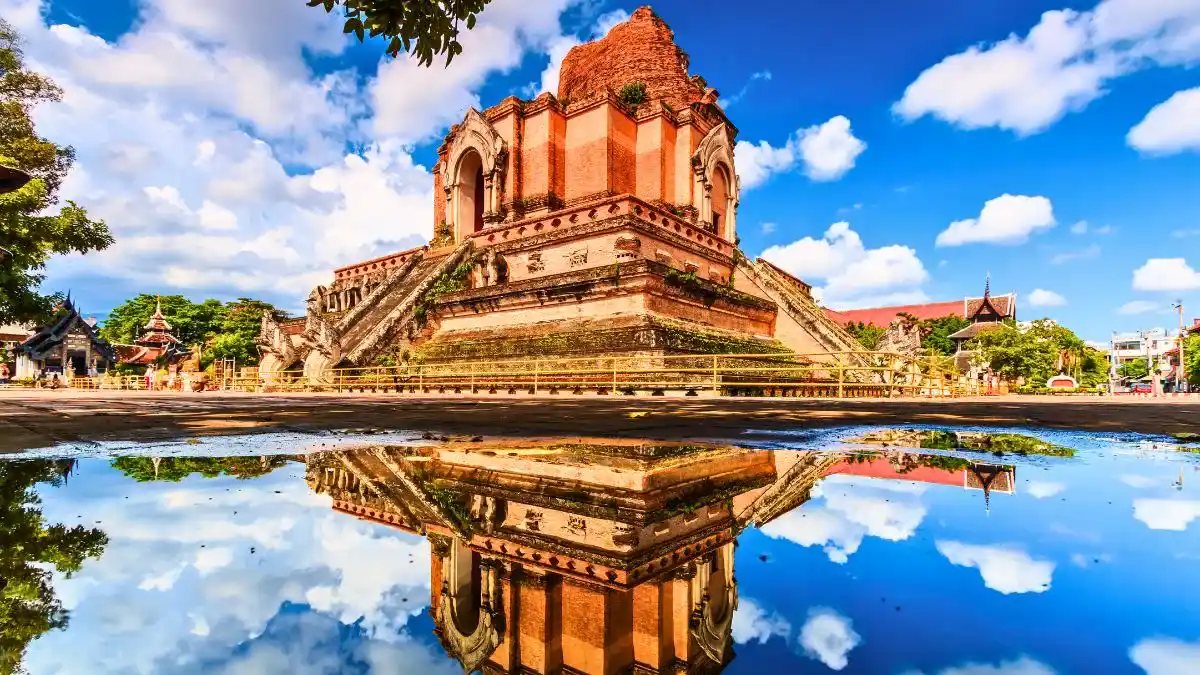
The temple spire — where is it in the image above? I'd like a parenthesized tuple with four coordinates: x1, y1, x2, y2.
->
(984, 273, 991, 299)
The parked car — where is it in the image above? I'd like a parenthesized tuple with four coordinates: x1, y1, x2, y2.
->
(1130, 382, 1153, 394)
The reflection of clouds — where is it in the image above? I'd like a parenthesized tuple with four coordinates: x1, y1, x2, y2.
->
(1122, 474, 1159, 489)
(1026, 481, 1064, 499)
(904, 656, 1057, 675)
(799, 607, 861, 671)
(936, 541, 1054, 595)
(732, 597, 791, 645)
(760, 475, 926, 563)
(196, 610, 459, 675)
(1130, 637, 1200, 675)
(1133, 500, 1200, 531)
(25, 467, 437, 674)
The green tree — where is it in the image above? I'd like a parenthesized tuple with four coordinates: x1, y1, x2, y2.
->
(1118, 357, 1149, 380)
(0, 460, 107, 673)
(972, 318, 1107, 387)
(99, 294, 224, 347)
(920, 315, 972, 356)
(110, 456, 293, 482)
(1185, 333, 1200, 387)
(845, 321, 886, 350)
(206, 298, 286, 366)
(0, 21, 113, 325)
(100, 295, 282, 366)
(970, 319, 1059, 384)
(307, 0, 492, 65)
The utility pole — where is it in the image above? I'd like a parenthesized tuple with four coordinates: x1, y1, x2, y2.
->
(1174, 300, 1186, 393)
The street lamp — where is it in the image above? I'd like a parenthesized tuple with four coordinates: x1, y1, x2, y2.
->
(0, 164, 31, 194)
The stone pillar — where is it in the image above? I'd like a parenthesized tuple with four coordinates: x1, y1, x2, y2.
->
(445, 184, 457, 240)
(484, 172, 496, 216)
(518, 570, 562, 674)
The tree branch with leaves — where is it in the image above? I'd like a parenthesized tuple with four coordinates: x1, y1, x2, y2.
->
(1, 21, 113, 325)
(307, 0, 492, 66)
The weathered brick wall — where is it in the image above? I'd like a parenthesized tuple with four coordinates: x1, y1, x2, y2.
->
(563, 105, 611, 201)
(558, 6, 704, 112)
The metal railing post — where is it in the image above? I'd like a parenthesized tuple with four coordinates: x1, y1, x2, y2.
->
(837, 365, 845, 398)
(712, 355, 719, 394)
(533, 359, 539, 394)
(612, 357, 618, 393)
(470, 361, 476, 393)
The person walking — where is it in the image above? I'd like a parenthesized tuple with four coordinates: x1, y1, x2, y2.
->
(144, 364, 155, 391)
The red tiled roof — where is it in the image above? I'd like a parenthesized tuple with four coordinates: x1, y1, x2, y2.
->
(113, 344, 165, 365)
(826, 293, 1016, 327)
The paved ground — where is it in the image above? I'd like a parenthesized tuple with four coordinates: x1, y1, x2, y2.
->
(1, 390, 1198, 453)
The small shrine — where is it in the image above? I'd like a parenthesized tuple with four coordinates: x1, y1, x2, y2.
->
(15, 295, 115, 378)
(113, 297, 190, 367)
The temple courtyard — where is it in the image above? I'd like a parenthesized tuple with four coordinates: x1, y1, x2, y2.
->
(2, 389, 1198, 453)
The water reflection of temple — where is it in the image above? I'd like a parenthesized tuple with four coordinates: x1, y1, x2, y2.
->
(306, 442, 1014, 674)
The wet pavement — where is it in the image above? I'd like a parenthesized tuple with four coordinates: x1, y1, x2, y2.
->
(3, 427, 1199, 674)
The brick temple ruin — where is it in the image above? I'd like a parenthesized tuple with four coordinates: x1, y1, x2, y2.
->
(258, 7, 859, 381)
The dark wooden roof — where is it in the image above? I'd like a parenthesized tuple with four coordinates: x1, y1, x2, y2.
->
(18, 296, 116, 361)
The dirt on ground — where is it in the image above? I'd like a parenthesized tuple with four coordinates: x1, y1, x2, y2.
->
(1, 390, 1198, 453)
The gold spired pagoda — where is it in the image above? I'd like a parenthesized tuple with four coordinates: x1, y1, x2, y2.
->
(259, 6, 861, 383)
(112, 297, 189, 367)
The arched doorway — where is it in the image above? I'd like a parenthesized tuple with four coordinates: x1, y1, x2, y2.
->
(455, 150, 486, 242)
(710, 163, 732, 240)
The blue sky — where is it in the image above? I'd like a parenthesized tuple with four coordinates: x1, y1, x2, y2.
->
(4, 0, 1199, 342)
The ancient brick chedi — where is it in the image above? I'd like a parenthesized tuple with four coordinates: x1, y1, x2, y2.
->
(258, 6, 859, 379)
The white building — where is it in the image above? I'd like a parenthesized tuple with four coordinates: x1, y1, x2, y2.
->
(1111, 328, 1176, 373)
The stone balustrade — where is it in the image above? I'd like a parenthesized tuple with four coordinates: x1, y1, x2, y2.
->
(333, 244, 427, 283)
(468, 194, 733, 259)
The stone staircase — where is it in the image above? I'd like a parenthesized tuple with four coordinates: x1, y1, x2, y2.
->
(341, 239, 475, 365)
(737, 256, 865, 357)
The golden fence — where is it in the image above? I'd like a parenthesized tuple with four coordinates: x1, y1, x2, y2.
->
(232, 352, 971, 398)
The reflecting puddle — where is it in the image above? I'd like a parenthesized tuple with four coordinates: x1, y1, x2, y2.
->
(4, 431, 1199, 674)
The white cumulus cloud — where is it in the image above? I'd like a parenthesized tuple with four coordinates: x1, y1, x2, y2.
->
(797, 115, 867, 181)
(799, 608, 861, 671)
(937, 194, 1056, 247)
(1132, 259, 1200, 292)
(735, 115, 866, 189)
(1130, 637, 1200, 675)
(760, 221, 929, 309)
(1026, 481, 1065, 499)
(1027, 289, 1066, 308)
(732, 598, 792, 645)
(1128, 86, 1200, 155)
(2, 0, 594, 311)
(1132, 499, 1200, 531)
(895, 0, 1200, 135)
(936, 541, 1055, 594)
(760, 475, 927, 564)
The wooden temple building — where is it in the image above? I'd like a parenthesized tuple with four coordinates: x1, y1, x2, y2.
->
(13, 295, 115, 378)
(307, 439, 1014, 674)
(259, 7, 861, 382)
(13, 296, 190, 380)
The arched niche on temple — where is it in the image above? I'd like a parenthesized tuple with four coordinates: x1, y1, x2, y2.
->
(693, 122, 739, 243)
(434, 537, 503, 673)
(441, 108, 508, 244)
